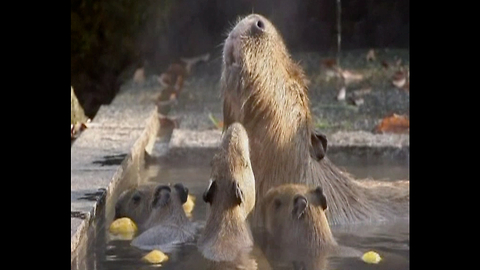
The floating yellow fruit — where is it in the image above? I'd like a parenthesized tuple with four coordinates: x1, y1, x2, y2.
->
(362, 251, 382, 264)
(183, 194, 196, 217)
(109, 217, 138, 235)
(142, 249, 169, 264)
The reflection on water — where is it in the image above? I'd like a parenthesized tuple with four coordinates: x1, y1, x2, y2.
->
(74, 151, 409, 270)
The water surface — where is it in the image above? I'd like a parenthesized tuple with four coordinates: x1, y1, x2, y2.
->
(84, 153, 409, 270)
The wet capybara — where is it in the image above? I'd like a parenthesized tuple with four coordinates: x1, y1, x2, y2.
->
(220, 13, 409, 226)
(197, 122, 256, 262)
(114, 182, 159, 232)
(259, 184, 361, 270)
(131, 183, 196, 252)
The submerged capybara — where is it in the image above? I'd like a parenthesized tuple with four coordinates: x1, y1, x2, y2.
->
(114, 182, 159, 232)
(131, 183, 196, 252)
(260, 184, 361, 270)
(221, 13, 409, 226)
(197, 122, 256, 262)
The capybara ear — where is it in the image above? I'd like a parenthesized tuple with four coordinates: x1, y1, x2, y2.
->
(233, 180, 244, 206)
(174, 183, 189, 204)
(312, 186, 328, 211)
(152, 185, 172, 208)
(310, 130, 328, 161)
(292, 194, 308, 219)
(203, 180, 217, 204)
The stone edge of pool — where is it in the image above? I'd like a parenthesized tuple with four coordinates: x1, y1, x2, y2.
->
(70, 83, 410, 263)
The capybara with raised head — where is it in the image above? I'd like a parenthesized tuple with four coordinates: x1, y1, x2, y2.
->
(221, 13, 409, 226)
(197, 122, 256, 262)
(131, 183, 196, 252)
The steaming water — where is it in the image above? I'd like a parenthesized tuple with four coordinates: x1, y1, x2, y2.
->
(72, 145, 409, 270)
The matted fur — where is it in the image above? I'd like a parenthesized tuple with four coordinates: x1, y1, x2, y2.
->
(221, 14, 409, 226)
(197, 123, 256, 262)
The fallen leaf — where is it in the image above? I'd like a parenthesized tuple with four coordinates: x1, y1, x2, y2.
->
(167, 63, 188, 78)
(374, 114, 409, 134)
(71, 122, 89, 139)
(381, 60, 390, 69)
(341, 70, 364, 83)
(366, 49, 376, 62)
(158, 114, 179, 129)
(180, 52, 210, 73)
(157, 72, 173, 87)
(352, 88, 372, 97)
(133, 67, 145, 84)
(208, 113, 224, 130)
(348, 97, 364, 106)
(321, 58, 337, 69)
(392, 70, 406, 88)
(337, 87, 346, 101)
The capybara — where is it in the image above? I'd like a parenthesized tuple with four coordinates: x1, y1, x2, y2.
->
(114, 182, 159, 232)
(220, 13, 409, 226)
(197, 122, 256, 262)
(260, 184, 362, 269)
(130, 183, 196, 252)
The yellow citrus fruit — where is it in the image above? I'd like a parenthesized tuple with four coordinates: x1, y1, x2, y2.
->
(361, 251, 382, 264)
(142, 249, 169, 264)
(109, 217, 138, 235)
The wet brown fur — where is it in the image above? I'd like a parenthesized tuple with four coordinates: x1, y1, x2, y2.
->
(197, 122, 256, 262)
(114, 182, 158, 232)
(131, 183, 196, 251)
(221, 14, 409, 226)
(260, 184, 339, 269)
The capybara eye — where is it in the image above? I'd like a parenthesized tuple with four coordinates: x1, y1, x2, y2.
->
(132, 193, 141, 204)
(274, 199, 281, 209)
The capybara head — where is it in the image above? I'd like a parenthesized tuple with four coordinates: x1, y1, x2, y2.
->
(197, 122, 256, 262)
(144, 183, 190, 226)
(114, 183, 157, 229)
(221, 14, 327, 164)
(203, 122, 255, 215)
(262, 184, 336, 253)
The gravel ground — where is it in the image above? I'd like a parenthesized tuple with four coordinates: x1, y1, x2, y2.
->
(168, 48, 409, 135)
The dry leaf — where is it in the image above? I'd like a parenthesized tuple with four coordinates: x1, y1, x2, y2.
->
(133, 67, 145, 84)
(167, 63, 188, 77)
(71, 122, 89, 139)
(158, 114, 179, 129)
(381, 60, 390, 69)
(321, 58, 337, 69)
(392, 70, 406, 88)
(180, 52, 210, 73)
(374, 114, 409, 134)
(157, 72, 173, 87)
(366, 49, 376, 62)
(348, 97, 364, 106)
(341, 70, 364, 82)
(337, 87, 346, 101)
(352, 88, 372, 97)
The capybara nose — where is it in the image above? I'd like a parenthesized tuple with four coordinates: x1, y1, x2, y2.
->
(255, 19, 265, 30)
(248, 15, 266, 34)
